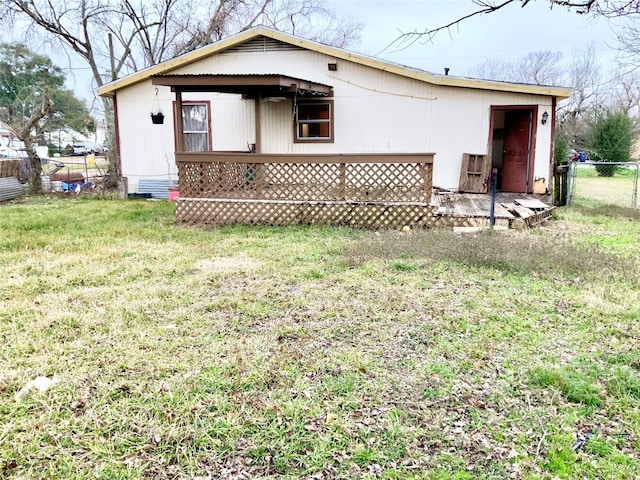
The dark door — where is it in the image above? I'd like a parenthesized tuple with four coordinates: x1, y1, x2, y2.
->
(502, 110, 532, 193)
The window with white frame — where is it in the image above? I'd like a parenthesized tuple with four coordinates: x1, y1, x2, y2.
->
(294, 100, 333, 142)
(181, 102, 210, 151)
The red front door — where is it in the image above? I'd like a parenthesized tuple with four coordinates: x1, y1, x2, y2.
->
(502, 110, 533, 193)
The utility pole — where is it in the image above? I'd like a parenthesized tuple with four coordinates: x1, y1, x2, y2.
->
(108, 33, 116, 81)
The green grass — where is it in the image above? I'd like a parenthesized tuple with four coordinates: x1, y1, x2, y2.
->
(573, 165, 638, 179)
(0, 196, 639, 479)
(571, 164, 639, 208)
(528, 363, 602, 406)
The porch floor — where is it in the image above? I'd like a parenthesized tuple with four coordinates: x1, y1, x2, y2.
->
(430, 191, 554, 229)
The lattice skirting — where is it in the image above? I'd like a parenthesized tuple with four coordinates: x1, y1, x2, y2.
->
(176, 198, 436, 229)
(175, 198, 515, 229)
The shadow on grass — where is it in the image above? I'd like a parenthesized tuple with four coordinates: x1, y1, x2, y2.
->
(345, 229, 638, 282)
(577, 205, 640, 222)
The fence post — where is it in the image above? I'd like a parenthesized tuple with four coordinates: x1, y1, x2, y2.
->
(633, 163, 638, 208)
(553, 163, 568, 206)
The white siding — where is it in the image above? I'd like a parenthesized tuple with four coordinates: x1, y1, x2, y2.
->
(116, 42, 556, 192)
(115, 83, 253, 191)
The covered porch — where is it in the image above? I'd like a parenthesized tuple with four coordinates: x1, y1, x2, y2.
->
(154, 73, 438, 229)
(154, 74, 552, 230)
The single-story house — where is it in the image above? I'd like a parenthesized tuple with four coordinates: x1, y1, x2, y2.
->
(97, 26, 571, 227)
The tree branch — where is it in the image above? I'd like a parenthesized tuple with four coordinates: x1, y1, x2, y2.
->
(384, 0, 632, 52)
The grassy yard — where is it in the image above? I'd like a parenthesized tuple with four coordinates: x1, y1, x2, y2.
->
(571, 165, 638, 208)
(0, 197, 639, 479)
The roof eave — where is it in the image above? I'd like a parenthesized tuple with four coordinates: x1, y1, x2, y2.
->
(97, 26, 573, 100)
(97, 27, 269, 97)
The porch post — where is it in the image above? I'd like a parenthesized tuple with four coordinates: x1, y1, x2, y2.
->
(254, 94, 262, 154)
(175, 88, 184, 152)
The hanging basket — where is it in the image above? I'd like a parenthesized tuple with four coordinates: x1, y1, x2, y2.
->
(151, 112, 164, 124)
(150, 88, 164, 124)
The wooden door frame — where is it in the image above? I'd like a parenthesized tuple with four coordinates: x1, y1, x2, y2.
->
(488, 105, 538, 194)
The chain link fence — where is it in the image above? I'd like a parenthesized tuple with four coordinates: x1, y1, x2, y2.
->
(568, 161, 639, 208)
(41, 154, 110, 192)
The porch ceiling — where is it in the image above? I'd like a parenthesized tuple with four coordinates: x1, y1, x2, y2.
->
(150, 74, 333, 97)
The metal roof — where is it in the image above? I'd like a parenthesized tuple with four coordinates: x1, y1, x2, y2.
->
(150, 73, 332, 96)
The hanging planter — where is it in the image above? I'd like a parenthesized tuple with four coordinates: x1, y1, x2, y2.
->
(150, 112, 165, 124)
(150, 88, 164, 125)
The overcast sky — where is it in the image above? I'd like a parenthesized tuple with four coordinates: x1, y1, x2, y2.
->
(3, 0, 620, 106)
(330, 0, 619, 79)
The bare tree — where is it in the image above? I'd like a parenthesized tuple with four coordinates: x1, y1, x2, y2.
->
(387, 1, 640, 50)
(608, 71, 640, 114)
(554, 45, 604, 148)
(561, 44, 602, 114)
(1, 0, 155, 186)
(516, 50, 564, 85)
(14, 68, 55, 192)
(257, 0, 362, 48)
(466, 49, 563, 84)
(465, 57, 515, 81)
(1, 0, 361, 185)
(613, 15, 640, 71)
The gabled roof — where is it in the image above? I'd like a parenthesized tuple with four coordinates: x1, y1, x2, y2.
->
(97, 26, 572, 99)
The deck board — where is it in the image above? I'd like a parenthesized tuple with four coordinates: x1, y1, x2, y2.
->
(493, 203, 515, 219)
(514, 198, 549, 210)
(433, 192, 551, 227)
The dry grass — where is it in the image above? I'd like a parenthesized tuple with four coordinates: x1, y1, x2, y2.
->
(0, 196, 639, 479)
(571, 165, 638, 208)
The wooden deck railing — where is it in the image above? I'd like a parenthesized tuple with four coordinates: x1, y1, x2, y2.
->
(174, 152, 435, 227)
(177, 152, 434, 202)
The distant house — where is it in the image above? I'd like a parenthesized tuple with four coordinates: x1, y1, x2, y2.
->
(0, 121, 25, 159)
(97, 27, 570, 227)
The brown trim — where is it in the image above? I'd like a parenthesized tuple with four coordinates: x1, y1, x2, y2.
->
(172, 99, 212, 152)
(175, 91, 184, 152)
(486, 106, 495, 186)
(489, 105, 538, 194)
(549, 96, 557, 185)
(113, 93, 122, 176)
(529, 106, 539, 194)
(176, 152, 434, 165)
(293, 99, 335, 144)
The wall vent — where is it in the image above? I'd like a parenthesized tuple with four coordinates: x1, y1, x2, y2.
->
(226, 36, 303, 53)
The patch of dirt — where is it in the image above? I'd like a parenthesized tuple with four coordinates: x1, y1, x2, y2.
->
(196, 256, 261, 273)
